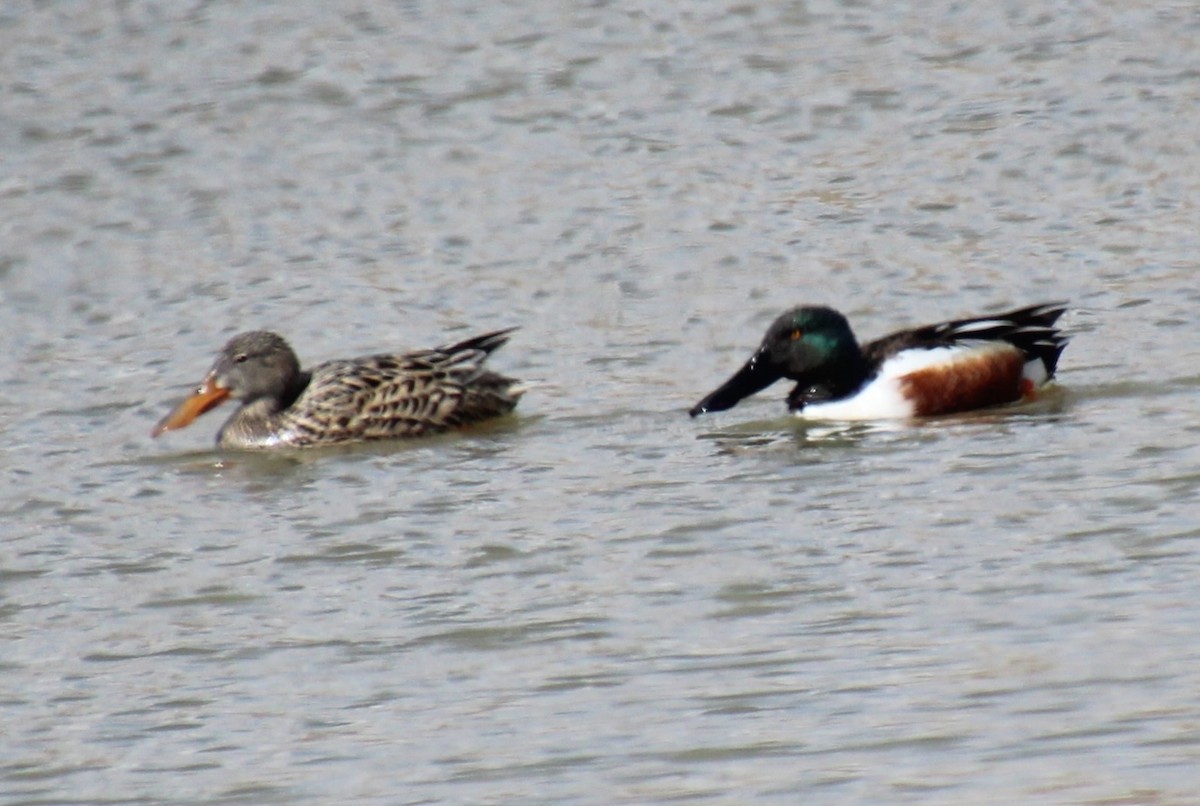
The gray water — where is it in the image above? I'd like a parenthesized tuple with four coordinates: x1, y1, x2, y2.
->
(3, 1, 1200, 803)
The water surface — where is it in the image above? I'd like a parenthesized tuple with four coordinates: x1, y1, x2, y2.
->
(3, 1, 1200, 803)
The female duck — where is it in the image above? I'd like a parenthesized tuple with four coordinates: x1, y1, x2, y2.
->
(153, 328, 523, 448)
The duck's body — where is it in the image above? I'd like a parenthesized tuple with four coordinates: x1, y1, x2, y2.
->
(690, 303, 1068, 420)
(153, 329, 523, 449)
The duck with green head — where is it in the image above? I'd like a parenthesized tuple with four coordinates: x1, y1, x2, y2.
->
(690, 302, 1068, 420)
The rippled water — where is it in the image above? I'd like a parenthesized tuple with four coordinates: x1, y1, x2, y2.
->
(3, 1, 1200, 803)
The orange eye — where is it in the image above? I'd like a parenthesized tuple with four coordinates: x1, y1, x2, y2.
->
(789, 328, 804, 341)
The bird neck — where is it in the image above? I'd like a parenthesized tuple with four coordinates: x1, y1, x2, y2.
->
(278, 371, 312, 411)
(786, 350, 871, 409)
(215, 372, 311, 447)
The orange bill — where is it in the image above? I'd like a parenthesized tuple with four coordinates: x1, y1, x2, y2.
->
(151, 376, 230, 437)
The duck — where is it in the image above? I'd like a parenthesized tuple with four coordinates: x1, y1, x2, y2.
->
(152, 328, 523, 448)
(689, 302, 1068, 420)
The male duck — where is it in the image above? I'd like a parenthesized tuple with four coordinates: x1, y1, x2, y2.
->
(153, 328, 524, 448)
(690, 302, 1068, 420)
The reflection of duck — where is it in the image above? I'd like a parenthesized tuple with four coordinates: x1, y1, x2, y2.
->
(153, 328, 523, 448)
(690, 303, 1068, 420)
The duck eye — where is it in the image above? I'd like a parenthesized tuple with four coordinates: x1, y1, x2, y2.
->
(789, 328, 804, 341)
(234, 353, 249, 364)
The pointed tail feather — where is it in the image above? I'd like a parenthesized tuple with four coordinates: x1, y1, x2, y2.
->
(438, 327, 518, 357)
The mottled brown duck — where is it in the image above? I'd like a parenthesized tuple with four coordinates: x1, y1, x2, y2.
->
(152, 328, 523, 449)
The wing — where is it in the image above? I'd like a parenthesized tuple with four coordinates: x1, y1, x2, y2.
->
(282, 330, 522, 444)
(863, 302, 1068, 377)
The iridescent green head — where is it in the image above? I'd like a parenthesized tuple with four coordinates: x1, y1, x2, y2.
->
(689, 306, 863, 416)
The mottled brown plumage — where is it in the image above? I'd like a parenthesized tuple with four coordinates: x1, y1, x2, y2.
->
(152, 329, 523, 449)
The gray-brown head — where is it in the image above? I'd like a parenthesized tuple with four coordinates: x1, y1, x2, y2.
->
(152, 331, 302, 437)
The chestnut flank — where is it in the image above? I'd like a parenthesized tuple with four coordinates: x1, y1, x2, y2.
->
(900, 347, 1025, 417)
